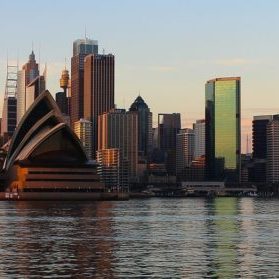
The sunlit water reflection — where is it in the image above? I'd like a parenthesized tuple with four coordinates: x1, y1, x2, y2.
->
(0, 198, 278, 278)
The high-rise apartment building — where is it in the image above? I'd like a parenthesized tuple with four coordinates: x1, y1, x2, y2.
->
(158, 113, 181, 175)
(176, 128, 195, 176)
(74, 119, 93, 159)
(129, 96, 152, 159)
(97, 148, 121, 191)
(71, 38, 98, 126)
(98, 109, 138, 190)
(84, 53, 115, 158)
(17, 51, 40, 124)
(193, 119, 205, 159)
(205, 77, 241, 183)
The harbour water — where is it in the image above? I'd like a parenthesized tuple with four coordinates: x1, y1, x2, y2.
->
(0, 197, 278, 278)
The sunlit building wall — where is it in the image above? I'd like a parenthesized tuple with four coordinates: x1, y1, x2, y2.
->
(97, 148, 121, 191)
(84, 53, 114, 159)
(71, 38, 98, 127)
(74, 119, 93, 159)
(98, 109, 138, 190)
(205, 77, 241, 183)
(193, 119, 205, 159)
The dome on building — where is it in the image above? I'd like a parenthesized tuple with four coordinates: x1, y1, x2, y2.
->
(129, 95, 149, 111)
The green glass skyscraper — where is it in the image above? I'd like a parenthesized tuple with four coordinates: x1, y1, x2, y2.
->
(205, 77, 241, 183)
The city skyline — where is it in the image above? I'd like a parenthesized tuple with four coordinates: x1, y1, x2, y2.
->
(1, 1, 279, 152)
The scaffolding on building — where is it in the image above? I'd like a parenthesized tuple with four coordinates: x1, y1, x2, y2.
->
(1, 63, 18, 143)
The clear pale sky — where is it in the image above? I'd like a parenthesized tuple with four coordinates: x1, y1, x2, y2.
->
(1, 0, 279, 152)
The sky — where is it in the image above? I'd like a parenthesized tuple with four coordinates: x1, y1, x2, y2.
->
(1, 0, 279, 152)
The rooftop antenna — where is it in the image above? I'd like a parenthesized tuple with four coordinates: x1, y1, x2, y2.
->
(64, 57, 67, 70)
(103, 48, 105, 55)
(123, 97, 126, 110)
(139, 90, 141, 96)
(85, 25, 87, 40)
(16, 48, 19, 69)
(39, 42, 41, 73)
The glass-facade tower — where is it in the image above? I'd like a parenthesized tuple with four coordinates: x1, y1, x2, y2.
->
(205, 77, 241, 183)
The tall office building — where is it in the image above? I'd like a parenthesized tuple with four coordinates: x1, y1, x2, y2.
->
(74, 119, 93, 159)
(176, 128, 195, 176)
(158, 113, 181, 175)
(267, 118, 279, 183)
(84, 53, 115, 158)
(71, 38, 98, 126)
(25, 75, 46, 112)
(251, 115, 273, 183)
(17, 50, 40, 124)
(205, 77, 241, 183)
(129, 96, 152, 159)
(98, 109, 138, 190)
(193, 119, 205, 159)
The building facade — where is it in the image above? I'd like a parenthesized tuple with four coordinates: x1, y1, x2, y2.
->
(25, 75, 46, 112)
(205, 77, 241, 183)
(17, 51, 39, 124)
(97, 148, 121, 191)
(158, 113, 181, 175)
(129, 96, 152, 159)
(71, 38, 98, 126)
(267, 117, 279, 183)
(98, 109, 138, 190)
(84, 54, 115, 159)
(74, 119, 93, 159)
(193, 119, 205, 159)
(250, 115, 273, 183)
(176, 128, 195, 176)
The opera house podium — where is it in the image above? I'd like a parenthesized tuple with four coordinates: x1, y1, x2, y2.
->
(2, 90, 112, 200)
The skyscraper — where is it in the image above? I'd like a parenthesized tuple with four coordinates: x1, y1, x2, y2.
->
(71, 38, 98, 126)
(176, 128, 195, 176)
(84, 53, 115, 158)
(205, 77, 241, 183)
(25, 75, 46, 111)
(129, 95, 152, 159)
(250, 115, 273, 183)
(158, 113, 181, 175)
(98, 109, 138, 190)
(17, 50, 39, 124)
(193, 119, 205, 159)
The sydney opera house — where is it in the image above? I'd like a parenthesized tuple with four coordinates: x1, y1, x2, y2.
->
(1, 90, 119, 200)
